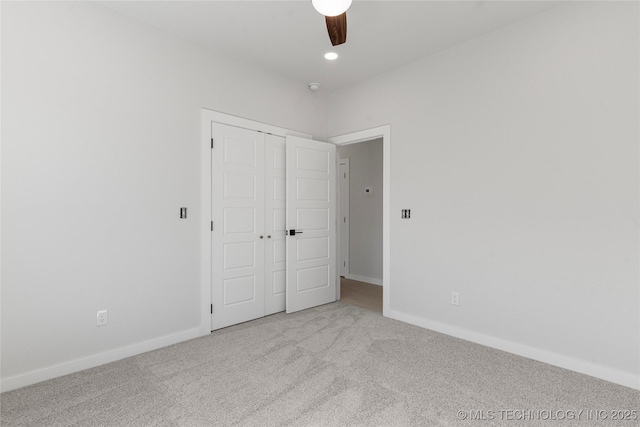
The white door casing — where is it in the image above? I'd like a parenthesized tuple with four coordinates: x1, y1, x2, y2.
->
(211, 124, 265, 330)
(285, 135, 337, 314)
(339, 158, 350, 277)
(329, 125, 391, 317)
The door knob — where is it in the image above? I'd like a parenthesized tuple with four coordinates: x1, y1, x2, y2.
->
(259, 235, 263, 239)
(288, 229, 303, 236)
(267, 235, 271, 239)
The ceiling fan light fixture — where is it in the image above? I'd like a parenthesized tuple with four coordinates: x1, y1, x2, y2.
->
(324, 52, 338, 60)
(312, 0, 352, 17)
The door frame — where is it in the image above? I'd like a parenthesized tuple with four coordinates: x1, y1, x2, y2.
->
(338, 158, 350, 278)
(200, 108, 310, 334)
(330, 126, 391, 316)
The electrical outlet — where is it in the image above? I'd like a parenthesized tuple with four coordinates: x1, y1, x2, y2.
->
(97, 310, 108, 326)
(451, 292, 459, 306)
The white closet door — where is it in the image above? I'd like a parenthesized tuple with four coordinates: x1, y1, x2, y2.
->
(264, 134, 287, 315)
(211, 123, 265, 330)
(285, 136, 337, 313)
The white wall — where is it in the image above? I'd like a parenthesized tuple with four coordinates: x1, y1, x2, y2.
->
(339, 139, 383, 283)
(329, 2, 639, 388)
(1, 1, 326, 390)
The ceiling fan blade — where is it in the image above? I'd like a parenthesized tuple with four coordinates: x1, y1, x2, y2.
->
(325, 12, 347, 46)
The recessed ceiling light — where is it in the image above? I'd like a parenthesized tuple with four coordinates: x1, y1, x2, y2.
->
(324, 52, 338, 60)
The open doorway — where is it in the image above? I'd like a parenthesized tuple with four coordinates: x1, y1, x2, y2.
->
(331, 125, 391, 316)
(338, 138, 383, 313)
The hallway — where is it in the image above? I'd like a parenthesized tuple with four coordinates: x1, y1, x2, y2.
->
(340, 277, 382, 313)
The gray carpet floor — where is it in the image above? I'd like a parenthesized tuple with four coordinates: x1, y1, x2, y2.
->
(1, 302, 638, 426)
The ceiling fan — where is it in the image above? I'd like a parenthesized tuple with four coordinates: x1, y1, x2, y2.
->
(312, 0, 352, 46)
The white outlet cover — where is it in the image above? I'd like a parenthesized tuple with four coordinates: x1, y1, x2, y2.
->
(451, 292, 459, 306)
(97, 310, 108, 326)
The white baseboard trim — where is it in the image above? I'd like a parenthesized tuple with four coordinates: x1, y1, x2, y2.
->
(386, 309, 640, 391)
(0, 327, 206, 393)
(345, 274, 383, 286)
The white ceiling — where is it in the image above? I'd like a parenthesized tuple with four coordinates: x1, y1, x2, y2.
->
(100, 1, 563, 93)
